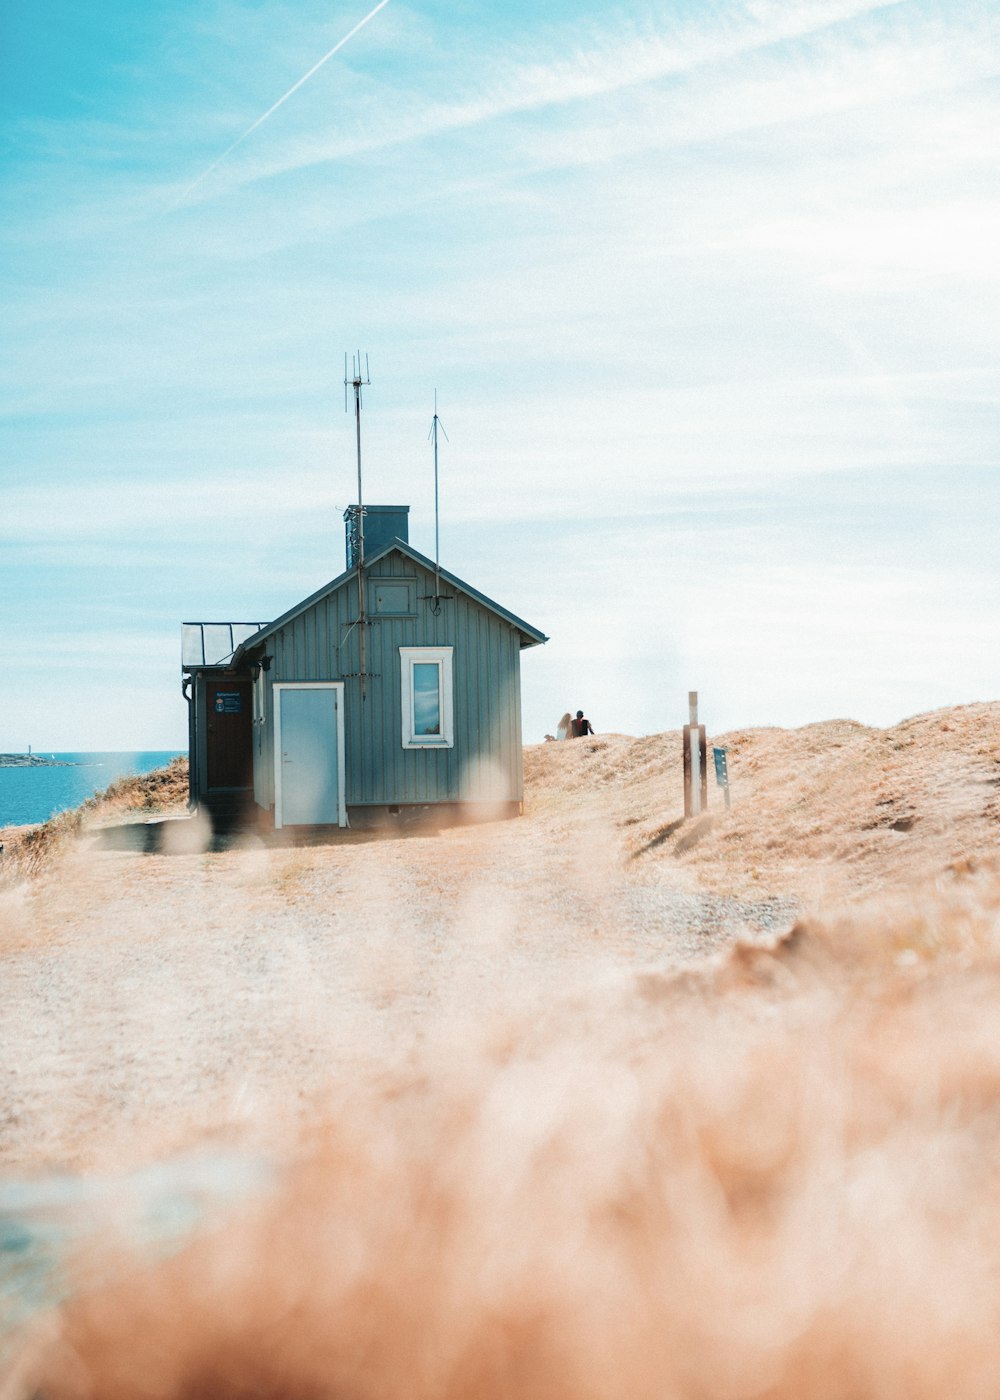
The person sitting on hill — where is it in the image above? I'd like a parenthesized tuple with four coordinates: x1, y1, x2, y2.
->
(571, 710, 595, 737)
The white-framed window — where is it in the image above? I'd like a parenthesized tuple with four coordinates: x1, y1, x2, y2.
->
(400, 646, 454, 748)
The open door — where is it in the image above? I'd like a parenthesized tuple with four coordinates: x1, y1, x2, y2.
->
(205, 679, 253, 790)
(274, 683, 346, 828)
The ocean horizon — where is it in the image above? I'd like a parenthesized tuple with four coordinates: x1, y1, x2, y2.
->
(0, 751, 186, 828)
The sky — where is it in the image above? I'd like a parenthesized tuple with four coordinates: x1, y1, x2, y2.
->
(3, 0, 998, 749)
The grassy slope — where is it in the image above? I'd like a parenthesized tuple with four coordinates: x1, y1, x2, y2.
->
(0, 756, 189, 881)
(525, 701, 1000, 906)
(20, 707, 1000, 1400)
(5, 703, 998, 899)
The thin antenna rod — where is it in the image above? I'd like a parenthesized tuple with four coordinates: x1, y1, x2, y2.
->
(428, 389, 449, 608)
(345, 351, 372, 697)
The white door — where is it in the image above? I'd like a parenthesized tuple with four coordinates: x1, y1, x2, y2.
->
(274, 684, 346, 828)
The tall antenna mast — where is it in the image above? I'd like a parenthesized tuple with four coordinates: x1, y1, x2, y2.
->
(428, 389, 448, 608)
(345, 351, 371, 568)
(345, 351, 371, 697)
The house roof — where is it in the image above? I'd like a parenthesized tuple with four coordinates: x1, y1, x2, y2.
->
(228, 538, 547, 669)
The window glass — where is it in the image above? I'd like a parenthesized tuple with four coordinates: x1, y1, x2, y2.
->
(413, 662, 441, 735)
(203, 624, 235, 665)
(399, 646, 454, 748)
(181, 624, 205, 667)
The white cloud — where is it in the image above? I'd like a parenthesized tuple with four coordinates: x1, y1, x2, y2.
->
(0, 475, 344, 542)
(521, 534, 1000, 740)
(739, 201, 1000, 286)
(6, 0, 1000, 746)
(170, 0, 925, 200)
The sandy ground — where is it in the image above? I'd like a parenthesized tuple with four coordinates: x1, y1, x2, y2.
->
(2, 706, 997, 1177)
(3, 706, 1000, 1400)
(0, 739, 794, 1176)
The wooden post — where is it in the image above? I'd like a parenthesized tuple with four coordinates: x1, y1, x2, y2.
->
(683, 720, 692, 814)
(683, 691, 708, 817)
(688, 691, 701, 817)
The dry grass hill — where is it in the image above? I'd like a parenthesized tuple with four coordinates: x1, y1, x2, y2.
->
(5, 703, 997, 904)
(527, 700, 1000, 904)
(2, 703, 1000, 1400)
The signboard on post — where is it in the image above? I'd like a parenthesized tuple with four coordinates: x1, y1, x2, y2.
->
(713, 746, 731, 809)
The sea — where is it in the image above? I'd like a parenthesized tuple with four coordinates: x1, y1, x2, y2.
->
(0, 752, 185, 828)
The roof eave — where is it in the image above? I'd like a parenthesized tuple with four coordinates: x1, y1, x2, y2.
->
(388, 540, 548, 646)
(228, 538, 548, 662)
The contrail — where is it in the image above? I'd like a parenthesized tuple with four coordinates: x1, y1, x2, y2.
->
(168, 0, 391, 209)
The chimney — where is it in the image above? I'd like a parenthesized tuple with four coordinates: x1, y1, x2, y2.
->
(344, 505, 410, 570)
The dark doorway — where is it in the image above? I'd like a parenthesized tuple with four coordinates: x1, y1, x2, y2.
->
(206, 679, 253, 789)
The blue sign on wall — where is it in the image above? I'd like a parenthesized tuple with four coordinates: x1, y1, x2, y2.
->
(214, 692, 243, 714)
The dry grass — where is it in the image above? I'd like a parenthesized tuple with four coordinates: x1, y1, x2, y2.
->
(20, 870, 1000, 1400)
(7, 709, 1000, 1399)
(529, 702, 1000, 906)
(0, 757, 188, 884)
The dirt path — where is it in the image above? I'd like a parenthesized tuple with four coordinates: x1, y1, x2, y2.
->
(5, 717, 1000, 1398)
(0, 771, 791, 1175)
(6, 705, 998, 1178)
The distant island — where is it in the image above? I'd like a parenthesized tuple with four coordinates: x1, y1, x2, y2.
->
(0, 754, 75, 768)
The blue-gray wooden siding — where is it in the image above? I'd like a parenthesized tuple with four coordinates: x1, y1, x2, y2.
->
(252, 550, 525, 809)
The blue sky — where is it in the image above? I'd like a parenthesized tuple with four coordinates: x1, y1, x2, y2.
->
(3, 0, 998, 748)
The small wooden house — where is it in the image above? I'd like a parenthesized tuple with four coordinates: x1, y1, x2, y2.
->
(181, 506, 546, 828)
